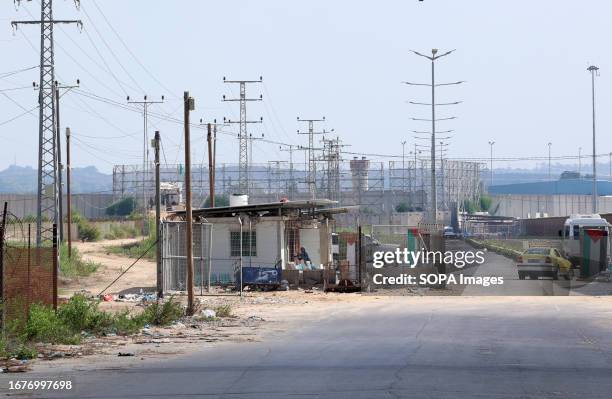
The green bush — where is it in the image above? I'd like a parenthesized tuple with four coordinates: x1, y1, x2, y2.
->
(72, 212, 100, 242)
(3, 295, 185, 351)
(395, 202, 411, 213)
(479, 195, 493, 212)
(106, 233, 157, 261)
(141, 297, 184, 326)
(103, 224, 139, 240)
(106, 197, 137, 217)
(24, 304, 80, 345)
(60, 244, 99, 277)
(13, 344, 38, 360)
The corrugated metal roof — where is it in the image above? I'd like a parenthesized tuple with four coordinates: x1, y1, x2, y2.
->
(167, 199, 340, 219)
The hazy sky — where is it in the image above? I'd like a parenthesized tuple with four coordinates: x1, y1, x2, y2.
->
(0, 0, 610, 174)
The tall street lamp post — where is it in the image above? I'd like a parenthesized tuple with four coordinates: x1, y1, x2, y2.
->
(587, 65, 599, 213)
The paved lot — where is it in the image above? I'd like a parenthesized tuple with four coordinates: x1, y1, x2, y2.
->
(5, 295, 612, 399)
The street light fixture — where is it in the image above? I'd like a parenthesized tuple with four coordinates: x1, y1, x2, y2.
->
(405, 48, 463, 223)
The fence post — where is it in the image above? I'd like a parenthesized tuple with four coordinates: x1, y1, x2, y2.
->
(0, 202, 7, 304)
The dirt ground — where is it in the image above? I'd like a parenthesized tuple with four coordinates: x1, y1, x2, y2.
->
(59, 238, 156, 298)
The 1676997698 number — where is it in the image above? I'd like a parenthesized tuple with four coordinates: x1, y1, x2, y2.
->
(8, 380, 72, 390)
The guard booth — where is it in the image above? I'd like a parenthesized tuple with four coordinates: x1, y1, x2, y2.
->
(579, 227, 609, 278)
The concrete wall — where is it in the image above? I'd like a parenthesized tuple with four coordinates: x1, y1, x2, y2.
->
(492, 194, 612, 219)
(0, 193, 115, 220)
(207, 217, 284, 280)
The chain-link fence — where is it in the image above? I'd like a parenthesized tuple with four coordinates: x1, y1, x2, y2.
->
(161, 221, 214, 294)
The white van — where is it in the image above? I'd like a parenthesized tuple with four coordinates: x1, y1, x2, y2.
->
(561, 214, 611, 266)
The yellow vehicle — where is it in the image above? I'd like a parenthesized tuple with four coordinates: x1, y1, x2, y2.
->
(517, 247, 573, 280)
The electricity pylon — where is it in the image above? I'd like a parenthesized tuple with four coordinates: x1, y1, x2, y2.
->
(12, 0, 82, 245)
(223, 77, 263, 195)
(297, 117, 330, 199)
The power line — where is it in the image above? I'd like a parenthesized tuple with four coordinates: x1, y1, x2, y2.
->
(89, 0, 178, 99)
(0, 65, 38, 79)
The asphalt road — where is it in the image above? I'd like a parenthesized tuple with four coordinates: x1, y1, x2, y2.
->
(5, 296, 612, 399)
(448, 240, 611, 296)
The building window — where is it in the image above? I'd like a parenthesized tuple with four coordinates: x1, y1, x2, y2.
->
(230, 231, 257, 257)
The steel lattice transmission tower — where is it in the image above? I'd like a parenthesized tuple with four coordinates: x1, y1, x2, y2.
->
(321, 137, 347, 202)
(223, 77, 263, 195)
(297, 117, 329, 199)
(12, 0, 82, 245)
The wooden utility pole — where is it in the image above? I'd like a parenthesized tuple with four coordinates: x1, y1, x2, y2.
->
(207, 123, 215, 207)
(184, 92, 195, 315)
(65, 128, 72, 258)
(153, 131, 162, 298)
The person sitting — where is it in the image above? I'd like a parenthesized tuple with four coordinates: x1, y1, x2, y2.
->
(299, 247, 311, 263)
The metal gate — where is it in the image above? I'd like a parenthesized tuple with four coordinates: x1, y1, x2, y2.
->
(161, 221, 213, 293)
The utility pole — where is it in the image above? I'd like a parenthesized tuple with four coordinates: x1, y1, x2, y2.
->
(268, 161, 288, 199)
(488, 141, 495, 189)
(280, 144, 297, 197)
(223, 77, 263, 195)
(183, 92, 195, 315)
(65, 127, 72, 258)
(127, 95, 164, 233)
(247, 133, 265, 193)
(587, 65, 599, 213)
(609, 152, 611, 179)
(12, 0, 82, 246)
(153, 131, 162, 298)
(207, 124, 215, 207)
(548, 142, 552, 180)
(200, 118, 226, 206)
(579, 147, 582, 176)
(411, 145, 422, 196)
(405, 49, 463, 223)
(320, 137, 346, 201)
(401, 141, 407, 192)
(439, 141, 449, 210)
(297, 117, 329, 199)
(53, 79, 79, 244)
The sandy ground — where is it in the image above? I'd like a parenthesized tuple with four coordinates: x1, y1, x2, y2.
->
(59, 238, 156, 298)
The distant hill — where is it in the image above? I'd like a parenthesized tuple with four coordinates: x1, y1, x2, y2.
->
(0, 165, 112, 194)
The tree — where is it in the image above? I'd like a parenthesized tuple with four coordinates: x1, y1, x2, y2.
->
(203, 195, 229, 208)
(479, 195, 492, 212)
(395, 202, 411, 213)
(106, 197, 137, 217)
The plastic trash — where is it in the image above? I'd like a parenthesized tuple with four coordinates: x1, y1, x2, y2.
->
(102, 294, 113, 302)
(118, 352, 135, 357)
(201, 309, 216, 318)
